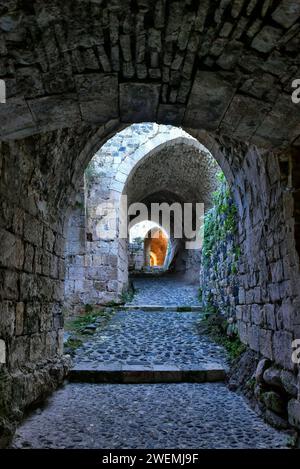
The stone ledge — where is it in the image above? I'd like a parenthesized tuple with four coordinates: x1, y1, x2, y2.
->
(120, 305, 203, 312)
(68, 363, 226, 384)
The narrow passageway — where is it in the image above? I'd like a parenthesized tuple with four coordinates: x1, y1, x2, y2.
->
(11, 276, 288, 449)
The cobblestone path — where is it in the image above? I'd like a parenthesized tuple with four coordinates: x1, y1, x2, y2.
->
(129, 275, 201, 306)
(11, 276, 288, 449)
(73, 310, 228, 369)
(12, 383, 287, 449)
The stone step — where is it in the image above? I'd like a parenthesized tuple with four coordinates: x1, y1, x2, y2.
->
(68, 363, 226, 384)
(121, 305, 202, 312)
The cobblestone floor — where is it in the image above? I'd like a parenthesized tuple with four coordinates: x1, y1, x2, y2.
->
(73, 310, 229, 369)
(11, 383, 288, 449)
(11, 276, 289, 449)
(129, 275, 201, 306)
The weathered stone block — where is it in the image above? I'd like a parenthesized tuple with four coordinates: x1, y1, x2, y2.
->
(24, 243, 35, 273)
(263, 366, 282, 389)
(15, 302, 24, 336)
(28, 94, 81, 128)
(0, 301, 14, 338)
(272, 0, 300, 29)
(251, 304, 264, 326)
(29, 334, 44, 362)
(1, 270, 19, 300)
(43, 229, 55, 253)
(0, 339, 5, 364)
(157, 104, 185, 125)
(264, 304, 276, 330)
(24, 215, 43, 247)
(288, 398, 300, 429)
(255, 358, 271, 383)
(251, 26, 283, 54)
(280, 370, 298, 398)
(120, 83, 161, 122)
(259, 329, 273, 360)
(248, 324, 260, 352)
(9, 336, 29, 368)
(0, 97, 35, 138)
(24, 303, 40, 334)
(273, 331, 294, 370)
(262, 391, 286, 415)
(0, 228, 24, 270)
(184, 71, 236, 130)
(238, 321, 248, 345)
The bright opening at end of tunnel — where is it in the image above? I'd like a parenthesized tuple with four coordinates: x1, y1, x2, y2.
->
(129, 221, 169, 269)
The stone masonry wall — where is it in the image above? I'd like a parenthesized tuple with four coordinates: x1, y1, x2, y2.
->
(128, 241, 144, 272)
(0, 120, 120, 446)
(198, 143, 300, 430)
(200, 176, 239, 321)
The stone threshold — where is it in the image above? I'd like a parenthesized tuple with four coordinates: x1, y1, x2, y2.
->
(120, 305, 202, 312)
(68, 363, 226, 384)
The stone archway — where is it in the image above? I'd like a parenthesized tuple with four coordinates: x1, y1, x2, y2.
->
(0, 0, 300, 445)
(144, 227, 168, 268)
(1, 120, 300, 445)
(64, 123, 220, 309)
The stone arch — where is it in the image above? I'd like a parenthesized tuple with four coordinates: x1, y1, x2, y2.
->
(143, 226, 169, 268)
(1, 121, 300, 446)
(1, 0, 300, 445)
(67, 123, 221, 307)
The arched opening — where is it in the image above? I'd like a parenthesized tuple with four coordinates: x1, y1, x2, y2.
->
(144, 227, 168, 268)
(128, 221, 169, 273)
(64, 123, 221, 310)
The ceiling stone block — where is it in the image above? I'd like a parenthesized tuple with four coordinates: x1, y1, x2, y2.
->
(184, 71, 236, 130)
(272, 0, 300, 29)
(28, 94, 81, 129)
(157, 104, 185, 125)
(255, 94, 300, 147)
(0, 97, 35, 137)
(75, 73, 119, 123)
(119, 83, 161, 122)
(251, 25, 283, 53)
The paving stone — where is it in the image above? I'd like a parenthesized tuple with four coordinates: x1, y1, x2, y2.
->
(73, 308, 228, 370)
(128, 276, 201, 306)
(11, 383, 288, 449)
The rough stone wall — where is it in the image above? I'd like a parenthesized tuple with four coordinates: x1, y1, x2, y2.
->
(200, 177, 239, 319)
(198, 143, 300, 430)
(232, 147, 300, 375)
(0, 120, 121, 446)
(0, 132, 79, 445)
(128, 242, 144, 272)
(64, 179, 86, 316)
